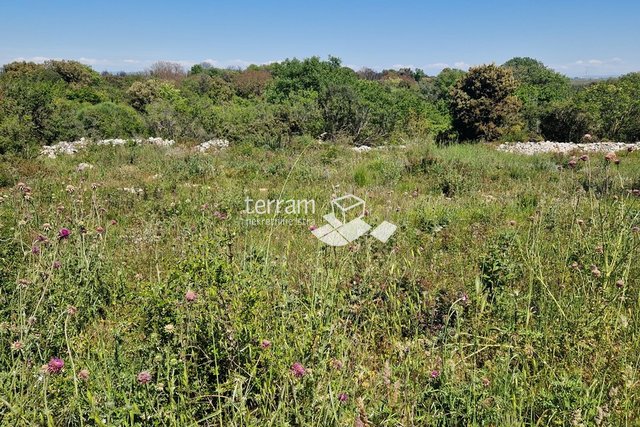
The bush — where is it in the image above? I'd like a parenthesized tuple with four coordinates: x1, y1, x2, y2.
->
(540, 102, 594, 142)
(77, 102, 145, 138)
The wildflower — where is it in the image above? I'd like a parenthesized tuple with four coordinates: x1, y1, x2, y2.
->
(58, 228, 70, 239)
(309, 225, 317, 231)
(509, 220, 516, 226)
(579, 154, 589, 162)
(65, 185, 75, 193)
(431, 369, 440, 379)
(482, 377, 491, 387)
(576, 219, 584, 226)
(77, 369, 90, 380)
(11, 341, 23, 351)
(290, 362, 306, 378)
(52, 260, 61, 269)
(591, 265, 602, 278)
(331, 359, 343, 370)
(67, 306, 78, 316)
(604, 152, 617, 163)
(164, 324, 175, 333)
(460, 292, 469, 304)
(213, 211, 228, 220)
(137, 371, 152, 384)
(260, 339, 271, 349)
(17, 182, 26, 190)
(616, 279, 625, 288)
(47, 357, 64, 374)
(338, 392, 348, 403)
(42, 223, 52, 231)
(96, 226, 105, 234)
(568, 159, 577, 168)
(28, 316, 36, 325)
(595, 245, 603, 254)
(111, 219, 117, 225)
(185, 290, 197, 302)
(571, 261, 580, 270)
(31, 246, 40, 255)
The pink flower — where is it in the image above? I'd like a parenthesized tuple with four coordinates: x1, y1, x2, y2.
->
(260, 339, 271, 349)
(137, 371, 152, 384)
(338, 392, 348, 402)
(185, 290, 197, 302)
(431, 369, 440, 379)
(31, 246, 40, 254)
(309, 225, 317, 231)
(48, 357, 64, 374)
(579, 154, 589, 162)
(290, 362, 306, 378)
(96, 226, 105, 234)
(52, 260, 61, 269)
(58, 228, 70, 239)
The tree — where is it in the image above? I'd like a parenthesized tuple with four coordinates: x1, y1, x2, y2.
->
(450, 64, 521, 141)
(502, 57, 571, 134)
(45, 60, 98, 85)
(574, 73, 640, 142)
(148, 61, 186, 82)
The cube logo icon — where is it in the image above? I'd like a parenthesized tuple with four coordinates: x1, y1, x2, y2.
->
(311, 194, 397, 246)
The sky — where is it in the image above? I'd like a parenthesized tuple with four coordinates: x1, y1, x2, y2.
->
(2, 0, 639, 77)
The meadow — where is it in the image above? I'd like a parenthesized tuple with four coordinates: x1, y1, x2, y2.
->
(1, 139, 639, 426)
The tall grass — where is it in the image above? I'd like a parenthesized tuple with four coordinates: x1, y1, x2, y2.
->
(0, 141, 639, 425)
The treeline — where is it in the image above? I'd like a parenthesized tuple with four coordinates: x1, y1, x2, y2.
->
(1, 56, 639, 155)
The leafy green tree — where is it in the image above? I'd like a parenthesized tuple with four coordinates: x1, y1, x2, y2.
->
(450, 64, 521, 141)
(503, 57, 571, 135)
(45, 60, 99, 85)
(575, 73, 640, 141)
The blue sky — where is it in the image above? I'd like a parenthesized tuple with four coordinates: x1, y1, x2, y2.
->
(2, 0, 639, 77)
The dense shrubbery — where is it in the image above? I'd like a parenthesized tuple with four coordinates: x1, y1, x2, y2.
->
(1, 56, 639, 155)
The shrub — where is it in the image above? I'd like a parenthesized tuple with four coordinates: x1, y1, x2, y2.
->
(77, 102, 144, 138)
(126, 79, 180, 111)
(540, 102, 594, 142)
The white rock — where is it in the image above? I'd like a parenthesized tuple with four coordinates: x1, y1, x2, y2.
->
(197, 139, 230, 152)
(497, 141, 640, 155)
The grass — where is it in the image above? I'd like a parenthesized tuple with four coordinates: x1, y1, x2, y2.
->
(0, 139, 639, 426)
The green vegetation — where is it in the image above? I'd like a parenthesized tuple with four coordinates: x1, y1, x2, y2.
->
(1, 56, 639, 158)
(1, 139, 640, 425)
(1, 55, 640, 425)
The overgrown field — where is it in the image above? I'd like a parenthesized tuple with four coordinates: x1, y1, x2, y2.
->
(1, 140, 639, 426)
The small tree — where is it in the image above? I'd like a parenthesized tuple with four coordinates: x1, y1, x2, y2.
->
(450, 64, 521, 141)
(148, 61, 186, 82)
